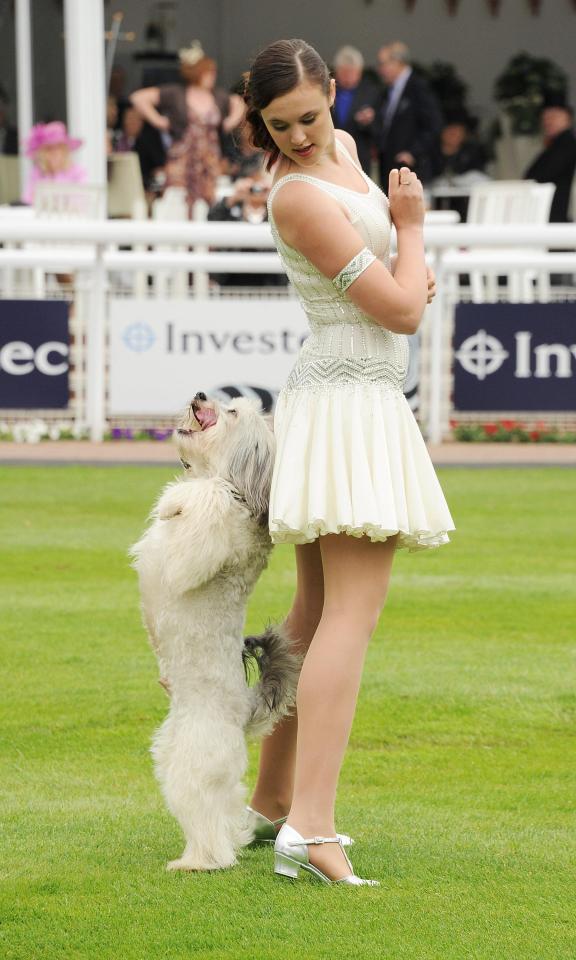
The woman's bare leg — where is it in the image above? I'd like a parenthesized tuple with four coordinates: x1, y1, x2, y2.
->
(287, 533, 398, 880)
(249, 540, 324, 822)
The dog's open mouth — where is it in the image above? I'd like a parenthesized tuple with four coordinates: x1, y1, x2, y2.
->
(177, 403, 218, 436)
(193, 406, 218, 431)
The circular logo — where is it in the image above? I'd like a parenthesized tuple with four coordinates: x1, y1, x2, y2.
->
(211, 385, 277, 413)
(455, 329, 509, 381)
(122, 322, 156, 353)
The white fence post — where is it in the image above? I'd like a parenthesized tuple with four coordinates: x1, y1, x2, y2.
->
(427, 252, 446, 445)
(85, 244, 106, 441)
(15, 0, 34, 191)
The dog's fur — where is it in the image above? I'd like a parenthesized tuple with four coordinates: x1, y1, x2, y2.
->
(130, 395, 300, 871)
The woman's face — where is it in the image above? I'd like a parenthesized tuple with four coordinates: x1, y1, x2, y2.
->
(37, 144, 71, 175)
(261, 79, 335, 166)
(199, 66, 217, 90)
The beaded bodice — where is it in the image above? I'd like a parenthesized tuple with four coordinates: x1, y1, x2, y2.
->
(267, 140, 409, 384)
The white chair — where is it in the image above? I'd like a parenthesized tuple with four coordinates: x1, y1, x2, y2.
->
(107, 152, 147, 219)
(35, 182, 104, 219)
(151, 186, 189, 297)
(466, 179, 555, 302)
(0, 156, 21, 204)
(26, 183, 105, 297)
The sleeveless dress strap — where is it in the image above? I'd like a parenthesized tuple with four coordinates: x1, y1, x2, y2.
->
(268, 137, 368, 208)
(334, 134, 365, 174)
(267, 172, 324, 207)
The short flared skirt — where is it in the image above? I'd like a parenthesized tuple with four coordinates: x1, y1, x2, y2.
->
(269, 382, 455, 551)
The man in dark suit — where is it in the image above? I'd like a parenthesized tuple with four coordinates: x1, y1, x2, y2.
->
(524, 94, 576, 222)
(376, 42, 443, 186)
(330, 46, 381, 174)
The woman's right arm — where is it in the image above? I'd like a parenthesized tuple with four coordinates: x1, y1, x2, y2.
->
(272, 168, 428, 335)
(130, 87, 170, 132)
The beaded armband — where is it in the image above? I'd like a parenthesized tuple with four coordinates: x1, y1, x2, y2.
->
(331, 248, 376, 294)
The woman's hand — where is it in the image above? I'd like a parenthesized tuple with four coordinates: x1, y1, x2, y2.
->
(388, 166, 425, 231)
(426, 265, 436, 304)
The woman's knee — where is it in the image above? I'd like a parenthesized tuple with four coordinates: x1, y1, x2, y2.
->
(321, 601, 382, 640)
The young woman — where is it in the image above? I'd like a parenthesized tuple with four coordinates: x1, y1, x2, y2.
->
(243, 39, 455, 886)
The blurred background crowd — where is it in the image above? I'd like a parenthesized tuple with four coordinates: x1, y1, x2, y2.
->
(1, 30, 575, 240)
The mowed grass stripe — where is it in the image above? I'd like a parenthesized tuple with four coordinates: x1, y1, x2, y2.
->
(0, 466, 574, 960)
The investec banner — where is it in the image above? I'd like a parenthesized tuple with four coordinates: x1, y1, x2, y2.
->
(0, 300, 69, 409)
(109, 299, 310, 415)
(453, 303, 576, 411)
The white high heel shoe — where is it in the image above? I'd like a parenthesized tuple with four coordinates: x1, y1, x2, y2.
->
(245, 806, 354, 847)
(273, 823, 379, 886)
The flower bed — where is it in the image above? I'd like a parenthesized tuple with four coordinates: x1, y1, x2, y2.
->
(451, 420, 576, 443)
(0, 420, 89, 443)
(106, 428, 173, 441)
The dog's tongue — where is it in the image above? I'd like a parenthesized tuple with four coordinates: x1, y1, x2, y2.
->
(195, 407, 218, 430)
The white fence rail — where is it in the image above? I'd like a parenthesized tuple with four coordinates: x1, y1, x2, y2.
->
(1, 219, 575, 443)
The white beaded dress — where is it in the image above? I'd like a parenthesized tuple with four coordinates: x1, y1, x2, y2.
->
(267, 140, 455, 550)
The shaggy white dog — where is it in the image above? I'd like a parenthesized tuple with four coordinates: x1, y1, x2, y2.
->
(131, 393, 300, 871)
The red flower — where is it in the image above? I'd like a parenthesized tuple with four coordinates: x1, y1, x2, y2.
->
(500, 420, 517, 430)
(483, 423, 498, 435)
(530, 430, 541, 441)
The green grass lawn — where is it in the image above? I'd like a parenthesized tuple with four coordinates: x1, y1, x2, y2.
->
(0, 464, 574, 960)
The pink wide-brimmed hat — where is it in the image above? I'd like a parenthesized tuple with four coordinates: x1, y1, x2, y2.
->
(25, 121, 83, 156)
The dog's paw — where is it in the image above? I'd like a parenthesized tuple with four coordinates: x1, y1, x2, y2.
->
(166, 857, 198, 872)
(166, 855, 237, 872)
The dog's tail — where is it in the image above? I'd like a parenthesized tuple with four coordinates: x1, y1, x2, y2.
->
(242, 623, 302, 738)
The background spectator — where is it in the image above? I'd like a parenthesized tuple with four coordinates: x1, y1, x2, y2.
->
(0, 85, 18, 155)
(330, 46, 381, 174)
(22, 121, 87, 205)
(376, 41, 443, 185)
(221, 114, 264, 180)
(207, 172, 287, 287)
(113, 104, 167, 194)
(130, 40, 245, 213)
(524, 93, 576, 222)
(440, 109, 487, 178)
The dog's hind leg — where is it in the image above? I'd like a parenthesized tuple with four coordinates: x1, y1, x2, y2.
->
(152, 711, 251, 871)
(243, 624, 302, 737)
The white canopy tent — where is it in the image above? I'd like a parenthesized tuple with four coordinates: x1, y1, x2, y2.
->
(15, 0, 107, 211)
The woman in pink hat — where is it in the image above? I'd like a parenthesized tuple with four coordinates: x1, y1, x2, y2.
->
(22, 121, 87, 204)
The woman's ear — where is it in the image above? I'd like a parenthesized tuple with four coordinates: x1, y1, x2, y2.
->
(329, 78, 336, 108)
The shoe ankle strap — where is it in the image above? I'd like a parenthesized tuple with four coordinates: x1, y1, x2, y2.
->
(287, 836, 340, 846)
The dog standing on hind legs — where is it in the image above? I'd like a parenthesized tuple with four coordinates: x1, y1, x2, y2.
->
(130, 393, 300, 871)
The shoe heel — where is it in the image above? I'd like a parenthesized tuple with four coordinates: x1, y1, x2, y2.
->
(274, 852, 300, 879)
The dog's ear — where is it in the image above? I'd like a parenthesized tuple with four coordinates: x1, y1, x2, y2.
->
(227, 428, 275, 526)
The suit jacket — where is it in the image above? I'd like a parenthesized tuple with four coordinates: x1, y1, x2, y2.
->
(331, 77, 381, 173)
(524, 128, 576, 222)
(377, 72, 443, 184)
(0, 125, 18, 155)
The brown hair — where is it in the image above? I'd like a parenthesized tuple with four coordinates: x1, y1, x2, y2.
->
(243, 39, 331, 170)
(181, 56, 217, 86)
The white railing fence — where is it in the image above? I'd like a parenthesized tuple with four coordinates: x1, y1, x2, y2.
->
(1, 219, 575, 443)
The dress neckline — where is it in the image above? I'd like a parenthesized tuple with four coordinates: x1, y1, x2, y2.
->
(271, 138, 372, 198)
